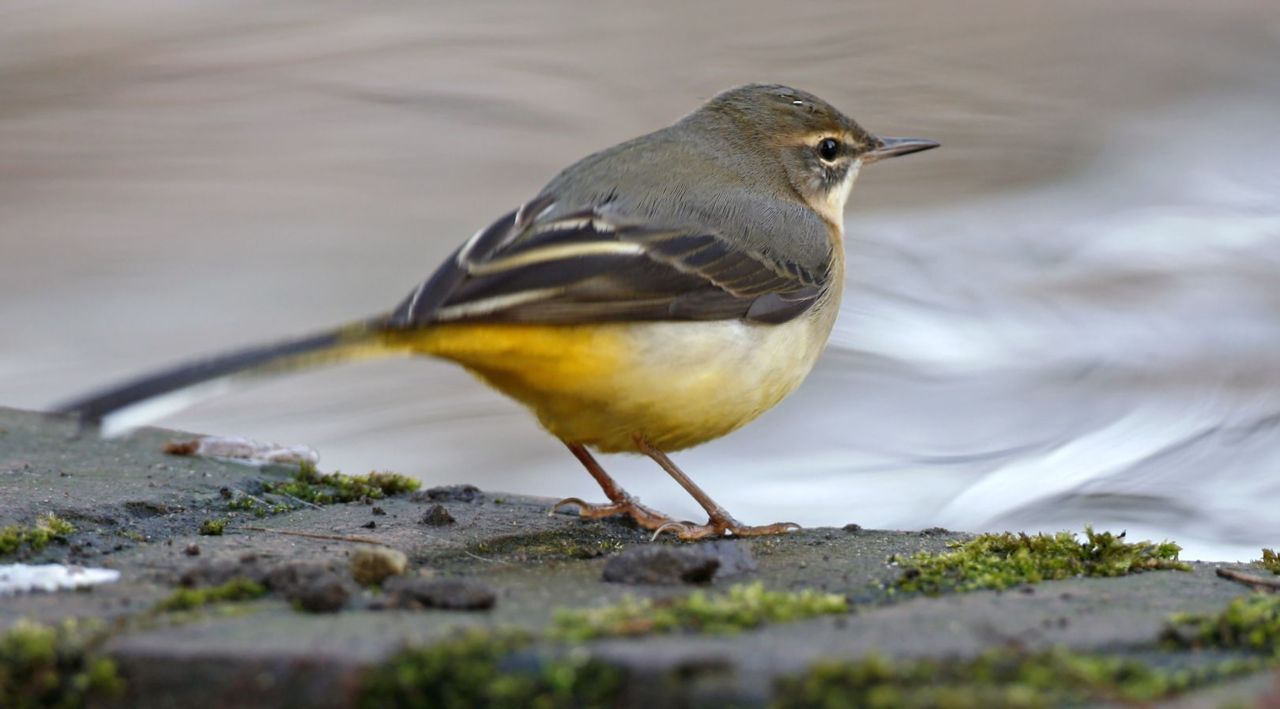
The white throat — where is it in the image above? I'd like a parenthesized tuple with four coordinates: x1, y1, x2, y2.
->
(814, 159, 861, 230)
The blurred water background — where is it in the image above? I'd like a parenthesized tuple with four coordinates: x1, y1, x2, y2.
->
(2, 1, 1278, 560)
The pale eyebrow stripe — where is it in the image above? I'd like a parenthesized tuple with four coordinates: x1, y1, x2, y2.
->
(798, 130, 860, 148)
(466, 241, 646, 276)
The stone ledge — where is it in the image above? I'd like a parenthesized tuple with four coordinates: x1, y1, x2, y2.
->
(0, 406, 1274, 707)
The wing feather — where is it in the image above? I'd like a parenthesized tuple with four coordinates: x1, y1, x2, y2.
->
(387, 195, 831, 328)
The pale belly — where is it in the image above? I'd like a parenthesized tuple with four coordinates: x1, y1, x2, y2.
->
(407, 298, 840, 453)
(570, 313, 835, 451)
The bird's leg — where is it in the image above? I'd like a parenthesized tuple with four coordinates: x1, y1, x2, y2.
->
(634, 435, 800, 540)
(551, 442, 691, 533)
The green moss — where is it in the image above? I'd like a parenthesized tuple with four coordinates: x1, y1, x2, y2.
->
(224, 496, 291, 518)
(551, 582, 848, 642)
(891, 527, 1191, 596)
(118, 529, 146, 543)
(774, 648, 1263, 709)
(1163, 593, 1280, 656)
(0, 513, 76, 558)
(198, 518, 227, 536)
(358, 629, 624, 709)
(226, 497, 266, 517)
(1258, 548, 1280, 574)
(156, 578, 267, 612)
(261, 462, 419, 505)
(360, 585, 846, 706)
(0, 618, 124, 708)
(41, 514, 75, 538)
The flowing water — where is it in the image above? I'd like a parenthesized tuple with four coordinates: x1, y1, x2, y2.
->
(2, 1, 1278, 560)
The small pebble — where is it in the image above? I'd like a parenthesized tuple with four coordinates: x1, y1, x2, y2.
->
(183, 544, 201, 556)
(379, 577, 496, 611)
(602, 541, 756, 585)
(604, 547, 718, 585)
(411, 484, 481, 504)
(181, 557, 268, 588)
(290, 574, 352, 613)
(265, 561, 329, 595)
(350, 547, 408, 586)
(164, 438, 200, 456)
(420, 504, 456, 526)
(265, 561, 354, 613)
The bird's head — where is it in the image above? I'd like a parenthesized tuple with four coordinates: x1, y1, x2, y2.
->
(690, 83, 938, 226)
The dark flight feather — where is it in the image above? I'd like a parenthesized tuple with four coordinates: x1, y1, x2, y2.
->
(387, 195, 830, 328)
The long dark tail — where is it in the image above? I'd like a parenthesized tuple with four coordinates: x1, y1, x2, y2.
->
(54, 317, 398, 435)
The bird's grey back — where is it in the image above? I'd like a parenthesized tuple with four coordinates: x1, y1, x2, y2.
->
(537, 117, 835, 279)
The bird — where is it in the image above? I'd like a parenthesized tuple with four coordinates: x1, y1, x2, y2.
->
(54, 83, 938, 540)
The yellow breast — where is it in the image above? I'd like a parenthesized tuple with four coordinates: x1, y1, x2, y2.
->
(390, 292, 840, 454)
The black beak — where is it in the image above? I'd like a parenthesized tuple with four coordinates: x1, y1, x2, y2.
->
(863, 136, 940, 164)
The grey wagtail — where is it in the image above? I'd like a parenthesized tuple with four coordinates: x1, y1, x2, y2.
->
(56, 84, 938, 540)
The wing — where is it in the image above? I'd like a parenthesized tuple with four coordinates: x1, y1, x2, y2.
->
(385, 194, 831, 328)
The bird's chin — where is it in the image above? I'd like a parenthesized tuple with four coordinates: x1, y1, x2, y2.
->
(813, 160, 861, 227)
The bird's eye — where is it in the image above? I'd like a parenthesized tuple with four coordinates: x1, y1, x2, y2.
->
(816, 138, 840, 162)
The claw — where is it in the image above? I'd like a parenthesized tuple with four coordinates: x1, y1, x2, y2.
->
(549, 497, 590, 516)
(723, 520, 802, 537)
(650, 521, 690, 541)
